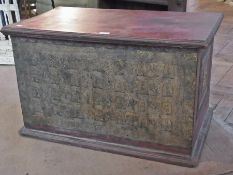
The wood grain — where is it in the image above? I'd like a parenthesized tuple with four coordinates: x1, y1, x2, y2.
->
(1, 7, 223, 48)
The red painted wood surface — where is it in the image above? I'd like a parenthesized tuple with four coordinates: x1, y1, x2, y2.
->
(2, 7, 223, 47)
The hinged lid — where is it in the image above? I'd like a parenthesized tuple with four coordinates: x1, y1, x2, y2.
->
(1, 7, 223, 48)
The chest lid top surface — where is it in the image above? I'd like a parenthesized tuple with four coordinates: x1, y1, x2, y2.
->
(2, 7, 223, 47)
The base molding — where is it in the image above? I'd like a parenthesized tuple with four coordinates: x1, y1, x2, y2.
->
(20, 109, 213, 167)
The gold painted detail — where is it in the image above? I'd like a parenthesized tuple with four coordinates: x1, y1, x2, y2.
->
(13, 39, 197, 148)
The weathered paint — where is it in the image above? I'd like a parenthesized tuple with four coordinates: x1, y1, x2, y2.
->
(2, 7, 223, 48)
(12, 37, 197, 148)
(2, 7, 223, 167)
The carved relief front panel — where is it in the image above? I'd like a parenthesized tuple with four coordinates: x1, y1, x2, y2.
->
(12, 37, 198, 148)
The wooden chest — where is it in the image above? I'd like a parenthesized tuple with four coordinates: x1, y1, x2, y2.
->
(1, 7, 223, 167)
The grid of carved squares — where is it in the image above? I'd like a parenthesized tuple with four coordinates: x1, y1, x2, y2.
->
(15, 41, 196, 147)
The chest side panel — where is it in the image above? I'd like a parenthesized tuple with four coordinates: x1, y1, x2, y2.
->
(12, 37, 198, 149)
(192, 41, 213, 145)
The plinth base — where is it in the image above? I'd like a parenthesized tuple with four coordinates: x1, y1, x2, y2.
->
(20, 109, 213, 167)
